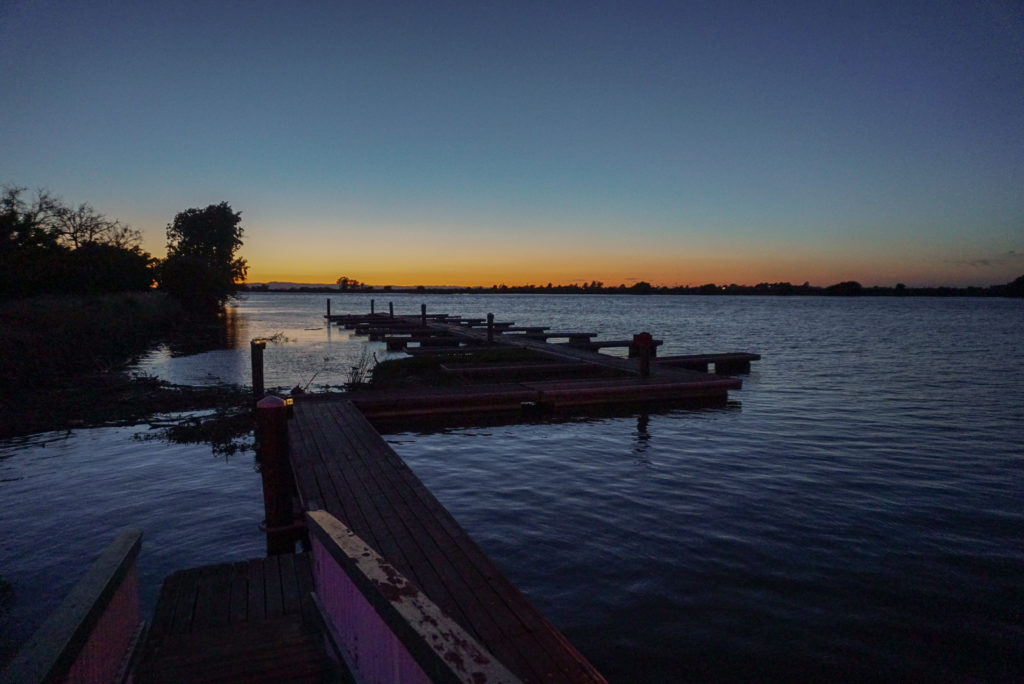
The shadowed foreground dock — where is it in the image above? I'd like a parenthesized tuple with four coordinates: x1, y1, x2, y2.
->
(137, 555, 333, 683)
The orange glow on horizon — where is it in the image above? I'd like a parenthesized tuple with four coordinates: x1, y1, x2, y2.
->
(246, 259, 1002, 290)
(240, 229, 1020, 289)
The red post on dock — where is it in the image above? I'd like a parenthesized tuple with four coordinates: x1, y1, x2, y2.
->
(250, 339, 266, 399)
(633, 332, 654, 377)
(257, 395, 295, 555)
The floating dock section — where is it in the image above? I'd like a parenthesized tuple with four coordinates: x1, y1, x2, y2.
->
(327, 307, 759, 423)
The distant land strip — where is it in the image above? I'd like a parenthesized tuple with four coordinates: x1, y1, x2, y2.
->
(245, 275, 1023, 298)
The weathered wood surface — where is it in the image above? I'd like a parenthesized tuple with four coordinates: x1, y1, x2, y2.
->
(288, 399, 606, 683)
(308, 511, 519, 683)
(136, 554, 336, 683)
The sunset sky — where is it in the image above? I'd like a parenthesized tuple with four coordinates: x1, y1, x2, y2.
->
(2, 1, 1022, 287)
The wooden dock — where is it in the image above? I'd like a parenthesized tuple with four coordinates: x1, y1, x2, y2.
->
(287, 397, 605, 682)
(325, 308, 757, 424)
(135, 554, 336, 683)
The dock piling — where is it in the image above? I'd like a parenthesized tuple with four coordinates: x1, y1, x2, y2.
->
(250, 339, 266, 399)
(633, 332, 654, 377)
(389, 301, 394, 317)
(370, 299, 375, 315)
(257, 395, 296, 555)
(326, 298, 331, 317)
(421, 303, 427, 328)
(487, 313, 495, 343)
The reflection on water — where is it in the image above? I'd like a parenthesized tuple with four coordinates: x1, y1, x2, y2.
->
(163, 304, 247, 357)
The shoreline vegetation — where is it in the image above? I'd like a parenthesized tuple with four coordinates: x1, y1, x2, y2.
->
(2, 188, 254, 445)
(0, 292, 252, 449)
(245, 275, 1024, 297)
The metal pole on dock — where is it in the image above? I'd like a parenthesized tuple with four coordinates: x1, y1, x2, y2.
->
(257, 395, 296, 555)
(487, 313, 495, 343)
(250, 339, 266, 399)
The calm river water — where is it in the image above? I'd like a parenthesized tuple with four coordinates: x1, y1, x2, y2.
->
(2, 292, 1021, 681)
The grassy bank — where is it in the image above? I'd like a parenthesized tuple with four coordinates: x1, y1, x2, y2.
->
(0, 293, 252, 444)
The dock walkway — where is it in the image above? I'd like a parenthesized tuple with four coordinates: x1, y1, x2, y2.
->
(288, 397, 605, 682)
(136, 554, 336, 683)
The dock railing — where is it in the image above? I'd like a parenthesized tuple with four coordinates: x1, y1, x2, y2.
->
(306, 510, 520, 684)
(1, 529, 145, 684)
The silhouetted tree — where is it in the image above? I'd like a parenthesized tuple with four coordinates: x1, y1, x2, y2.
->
(64, 243, 155, 293)
(53, 203, 142, 250)
(160, 202, 247, 310)
(1, 185, 158, 296)
(630, 281, 654, 294)
(335, 275, 362, 290)
(825, 281, 864, 296)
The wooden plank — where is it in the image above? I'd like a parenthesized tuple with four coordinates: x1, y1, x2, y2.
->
(148, 568, 187, 639)
(263, 554, 285, 619)
(299, 402, 396, 557)
(292, 553, 320, 629)
(287, 417, 327, 511)
(138, 556, 333, 684)
(306, 403, 510, 641)
(319, 403, 441, 579)
(299, 400, 586, 682)
(325, 402, 482, 632)
(247, 557, 267, 622)
(278, 553, 301, 617)
(168, 570, 198, 634)
(229, 561, 250, 624)
(391, 463, 594, 680)
(307, 511, 519, 684)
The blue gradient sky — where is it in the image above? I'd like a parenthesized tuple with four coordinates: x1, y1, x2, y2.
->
(3, 0, 1022, 286)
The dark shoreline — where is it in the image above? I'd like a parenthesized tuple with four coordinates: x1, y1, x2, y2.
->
(0, 293, 253, 445)
(244, 274, 1024, 297)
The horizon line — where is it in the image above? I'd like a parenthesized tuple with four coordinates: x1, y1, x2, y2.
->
(247, 275, 1022, 291)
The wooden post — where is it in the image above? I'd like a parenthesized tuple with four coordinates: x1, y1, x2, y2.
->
(633, 332, 653, 378)
(389, 301, 394, 317)
(250, 339, 266, 399)
(370, 299, 375, 314)
(487, 313, 495, 344)
(257, 395, 295, 555)
(421, 303, 427, 328)
(326, 298, 331, 317)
